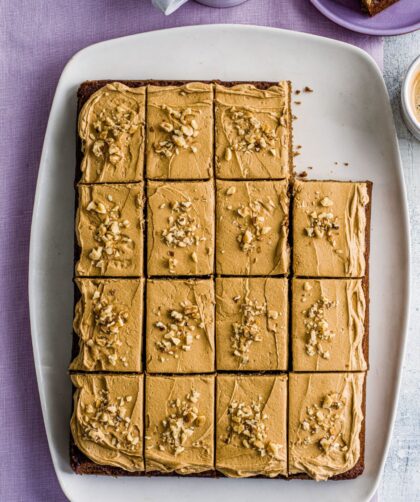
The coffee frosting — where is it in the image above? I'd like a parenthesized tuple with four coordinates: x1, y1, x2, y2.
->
(78, 82, 145, 183)
(289, 372, 365, 480)
(71, 373, 144, 472)
(293, 180, 369, 277)
(145, 375, 214, 474)
(70, 278, 143, 372)
(292, 279, 367, 371)
(146, 83, 213, 179)
(216, 180, 289, 275)
(216, 374, 287, 478)
(75, 183, 144, 277)
(146, 279, 215, 373)
(216, 277, 288, 371)
(215, 83, 290, 179)
(147, 180, 214, 276)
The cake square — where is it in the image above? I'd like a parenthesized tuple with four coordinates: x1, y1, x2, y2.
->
(78, 82, 145, 183)
(361, 0, 399, 15)
(215, 180, 289, 275)
(70, 278, 143, 372)
(146, 279, 215, 373)
(215, 277, 288, 371)
(70, 373, 144, 473)
(215, 82, 291, 179)
(293, 180, 371, 278)
(288, 372, 365, 480)
(145, 375, 215, 474)
(292, 278, 368, 372)
(147, 181, 215, 276)
(75, 183, 144, 277)
(146, 83, 213, 180)
(216, 374, 287, 478)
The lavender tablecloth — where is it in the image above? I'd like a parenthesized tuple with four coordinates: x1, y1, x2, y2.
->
(0, 1, 382, 500)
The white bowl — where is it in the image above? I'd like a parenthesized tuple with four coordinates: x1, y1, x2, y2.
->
(401, 54, 420, 141)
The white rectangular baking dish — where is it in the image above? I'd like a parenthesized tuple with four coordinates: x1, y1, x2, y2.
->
(29, 24, 410, 502)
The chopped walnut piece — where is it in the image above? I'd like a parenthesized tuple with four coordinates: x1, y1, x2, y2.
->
(223, 398, 282, 460)
(153, 105, 200, 158)
(304, 196, 340, 247)
(223, 107, 278, 156)
(303, 296, 336, 359)
(80, 389, 140, 452)
(85, 198, 134, 273)
(155, 299, 203, 359)
(158, 390, 205, 455)
(161, 200, 202, 258)
(234, 200, 273, 253)
(231, 297, 267, 364)
(298, 392, 347, 454)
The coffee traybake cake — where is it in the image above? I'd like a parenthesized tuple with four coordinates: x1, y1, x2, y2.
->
(70, 79, 371, 481)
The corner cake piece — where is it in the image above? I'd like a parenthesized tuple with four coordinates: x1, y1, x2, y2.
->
(292, 278, 368, 372)
(70, 373, 144, 473)
(216, 180, 289, 275)
(78, 82, 145, 183)
(293, 180, 371, 278)
(146, 83, 213, 180)
(70, 278, 143, 372)
(361, 0, 399, 15)
(147, 180, 215, 276)
(215, 82, 291, 179)
(75, 183, 144, 277)
(146, 279, 215, 373)
(216, 374, 287, 478)
(288, 372, 365, 480)
(215, 277, 288, 371)
(145, 375, 215, 474)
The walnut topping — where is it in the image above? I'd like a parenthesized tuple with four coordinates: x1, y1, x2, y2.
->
(304, 197, 339, 246)
(86, 198, 134, 273)
(303, 296, 335, 359)
(297, 392, 348, 454)
(86, 286, 129, 367)
(223, 107, 278, 158)
(80, 390, 140, 452)
(89, 102, 140, 167)
(233, 200, 275, 253)
(155, 299, 204, 358)
(153, 106, 200, 158)
(231, 298, 268, 364)
(222, 398, 283, 460)
(157, 390, 206, 455)
(161, 201, 203, 261)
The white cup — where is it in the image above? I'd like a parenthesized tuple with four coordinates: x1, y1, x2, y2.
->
(401, 54, 420, 141)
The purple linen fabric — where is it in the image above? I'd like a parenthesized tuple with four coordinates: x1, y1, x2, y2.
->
(0, 1, 382, 500)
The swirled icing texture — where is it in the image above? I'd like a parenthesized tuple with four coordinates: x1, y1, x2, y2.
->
(70, 278, 143, 372)
(71, 373, 144, 472)
(216, 277, 288, 371)
(75, 183, 144, 277)
(292, 278, 367, 371)
(146, 83, 213, 179)
(78, 82, 145, 183)
(147, 180, 214, 276)
(216, 374, 287, 478)
(289, 372, 365, 480)
(146, 278, 215, 373)
(293, 180, 370, 277)
(145, 375, 214, 474)
(215, 83, 291, 179)
(216, 179, 290, 275)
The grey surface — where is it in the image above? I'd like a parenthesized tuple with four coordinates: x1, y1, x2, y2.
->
(380, 32, 420, 502)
